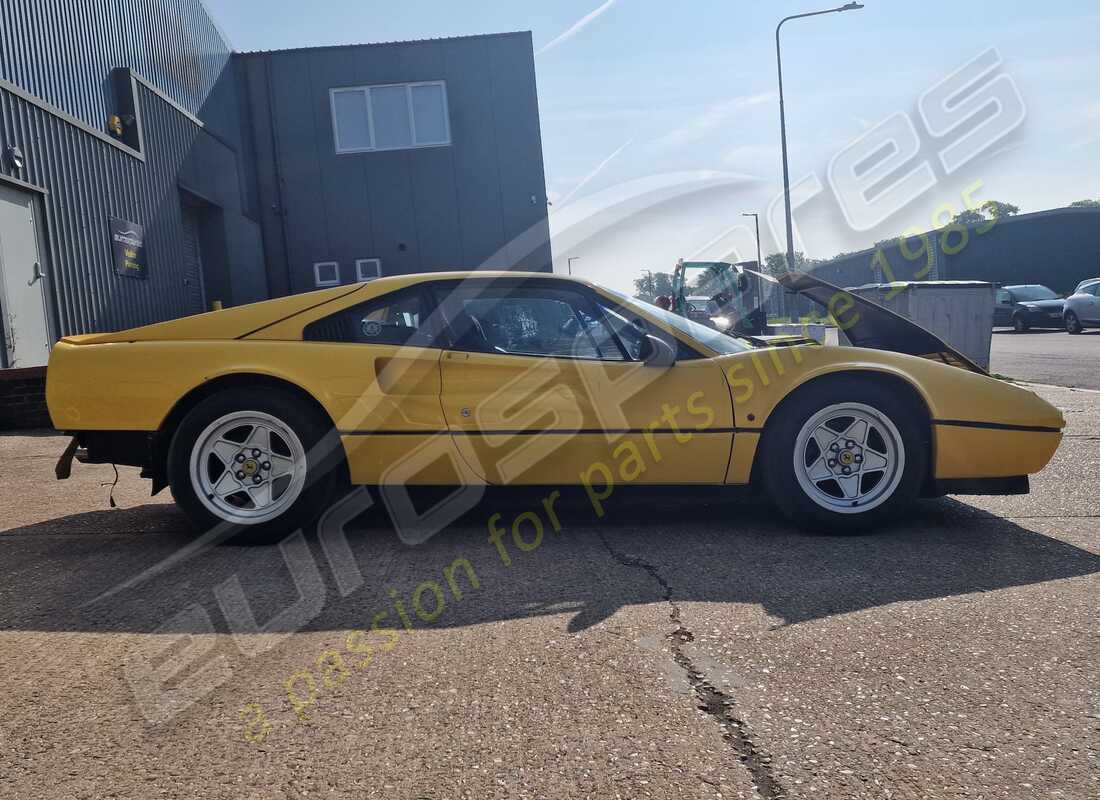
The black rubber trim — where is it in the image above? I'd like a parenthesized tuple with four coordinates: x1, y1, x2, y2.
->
(933, 476, 1031, 496)
(340, 427, 760, 437)
(235, 285, 365, 340)
(932, 419, 1062, 434)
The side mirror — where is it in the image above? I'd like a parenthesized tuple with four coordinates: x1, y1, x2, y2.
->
(641, 333, 677, 368)
(737, 273, 749, 292)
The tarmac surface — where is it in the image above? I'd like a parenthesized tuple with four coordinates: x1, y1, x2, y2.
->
(991, 327, 1100, 390)
(0, 383, 1097, 799)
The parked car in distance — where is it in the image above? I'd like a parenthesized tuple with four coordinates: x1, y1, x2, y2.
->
(993, 285, 1066, 332)
(1064, 280, 1100, 334)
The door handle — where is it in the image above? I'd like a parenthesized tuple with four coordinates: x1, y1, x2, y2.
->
(27, 262, 43, 287)
(444, 352, 469, 361)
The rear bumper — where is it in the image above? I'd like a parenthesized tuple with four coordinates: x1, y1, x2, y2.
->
(1022, 308, 1066, 327)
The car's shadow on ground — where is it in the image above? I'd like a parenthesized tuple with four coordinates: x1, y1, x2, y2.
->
(1, 487, 1097, 635)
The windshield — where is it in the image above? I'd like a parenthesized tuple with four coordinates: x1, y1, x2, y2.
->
(1012, 286, 1058, 301)
(601, 288, 753, 355)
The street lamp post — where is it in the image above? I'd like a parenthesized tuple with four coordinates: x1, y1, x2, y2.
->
(776, 2, 864, 273)
(742, 212, 762, 272)
(567, 257, 580, 276)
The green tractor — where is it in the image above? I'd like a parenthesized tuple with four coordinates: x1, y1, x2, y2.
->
(671, 260, 769, 336)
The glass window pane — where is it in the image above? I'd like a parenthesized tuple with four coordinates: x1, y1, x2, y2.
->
(304, 289, 437, 347)
(411, 84, 448, 144)
(437, 286, 625, 360)
(371, 86, 413, 149)
(332, 90, 370, 151)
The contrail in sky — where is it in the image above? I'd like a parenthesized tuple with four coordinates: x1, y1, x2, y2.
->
(537, 0, 618, 55)
(556, 138, 633, 210)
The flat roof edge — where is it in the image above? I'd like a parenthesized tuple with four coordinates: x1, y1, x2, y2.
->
(236, 31, 533, 58)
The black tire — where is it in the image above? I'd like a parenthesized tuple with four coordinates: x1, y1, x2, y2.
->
(1065, 311, 1083, 335)
(167, 388, 345, 542)
(1012, 313, 1029, 333)
(760, 376, 928, 534)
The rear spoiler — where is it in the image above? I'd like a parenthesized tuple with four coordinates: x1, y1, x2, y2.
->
(774, 271, 988, 375)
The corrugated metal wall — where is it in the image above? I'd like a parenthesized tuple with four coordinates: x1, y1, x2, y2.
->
(0, 0, 230, 138)
(0, 0, 267, 337)
(815, 207, 1100, 296)
(0, 80, 265, 335)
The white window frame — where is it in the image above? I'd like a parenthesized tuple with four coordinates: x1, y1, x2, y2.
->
(314, 261, 340, 287)
(330, 81, 451, 155)
(355, 258, 382, 282)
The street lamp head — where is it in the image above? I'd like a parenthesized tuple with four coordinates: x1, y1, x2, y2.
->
(838, 2, 864, 10)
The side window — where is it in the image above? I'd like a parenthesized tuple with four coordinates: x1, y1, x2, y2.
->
(1090, 284, 1100, 297)
(995, 289, 1012, 304)
(595, 298, 702, 361)
(303, 288, 438, 347)
(434, 284, 627, 361)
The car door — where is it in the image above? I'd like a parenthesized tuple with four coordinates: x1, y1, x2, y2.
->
(1083, 284, 1100, 323)
(296, 285, 468, 486)
(431, 279, 734, 487)
(993, 289, 1015, 326)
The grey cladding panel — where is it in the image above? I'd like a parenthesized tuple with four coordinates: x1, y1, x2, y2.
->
(443, 38, 506, 266)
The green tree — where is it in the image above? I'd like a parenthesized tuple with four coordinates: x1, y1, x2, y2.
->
(951, 200, 1019, 227)
(951, 208, 987, 226)
(764, 251, 815, 276)
(633, 271, 675, 302)
(1069, 199, 1100, 208)
(980, 200, 1019, 219)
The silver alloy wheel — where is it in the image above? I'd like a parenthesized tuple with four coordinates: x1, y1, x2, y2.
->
(189, 410, 308, 525)
(793, 402, 906, 515)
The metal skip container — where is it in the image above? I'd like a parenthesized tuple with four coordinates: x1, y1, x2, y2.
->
(840, 281, 996, 371)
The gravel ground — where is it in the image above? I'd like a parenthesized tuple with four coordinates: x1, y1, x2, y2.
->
(0, 384, 1097, 799)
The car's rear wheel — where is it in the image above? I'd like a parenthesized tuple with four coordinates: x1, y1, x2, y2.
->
(1065, 311, 1083, 335)
(761, 378, 927, 533)
(1012, 313, 1029, 333)
(167, 388, 344, 541)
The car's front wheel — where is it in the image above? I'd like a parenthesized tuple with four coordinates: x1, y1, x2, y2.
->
(1012, 313, 1029, 333)
(761, 378, 927, 533)
(167, 388, 344, 540)
(1065, 310, 1083, 335)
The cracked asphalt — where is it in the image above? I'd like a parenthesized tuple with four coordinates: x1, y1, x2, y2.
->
(1, 383, 1098, 799)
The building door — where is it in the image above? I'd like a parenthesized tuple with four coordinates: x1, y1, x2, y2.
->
(0, 184, 51, 368)
(180, 202, 206, 314)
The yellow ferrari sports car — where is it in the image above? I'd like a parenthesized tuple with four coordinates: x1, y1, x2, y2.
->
(46, 271, 1064, 535)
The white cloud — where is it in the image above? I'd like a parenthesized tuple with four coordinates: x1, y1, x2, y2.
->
(537, 0, 618, 56)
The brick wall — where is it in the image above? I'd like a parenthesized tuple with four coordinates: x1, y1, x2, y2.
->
(0, 367, 52, 430)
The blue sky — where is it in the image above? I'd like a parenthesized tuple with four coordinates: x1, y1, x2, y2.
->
(206, 0, 1100, 291)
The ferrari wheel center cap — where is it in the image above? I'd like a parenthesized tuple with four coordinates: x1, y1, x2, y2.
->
(839, 451, 855, 466)
(242, 459, 260, 477)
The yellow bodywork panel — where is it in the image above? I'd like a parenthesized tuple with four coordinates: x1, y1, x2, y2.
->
(62, 284, 365, 345)
(46, 271, 1065, 488)
(933, 426, 1062, 479)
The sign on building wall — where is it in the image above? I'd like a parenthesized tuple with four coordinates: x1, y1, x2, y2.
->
(108, 217, 147, 279)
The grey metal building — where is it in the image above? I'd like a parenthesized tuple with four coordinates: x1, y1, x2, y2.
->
(241, 35, 553, 296)
(811, 206, 1100, 295)
(0, 0, 551, 370)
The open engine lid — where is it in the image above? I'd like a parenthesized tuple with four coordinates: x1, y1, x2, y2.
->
(775, 271, 988, 375)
